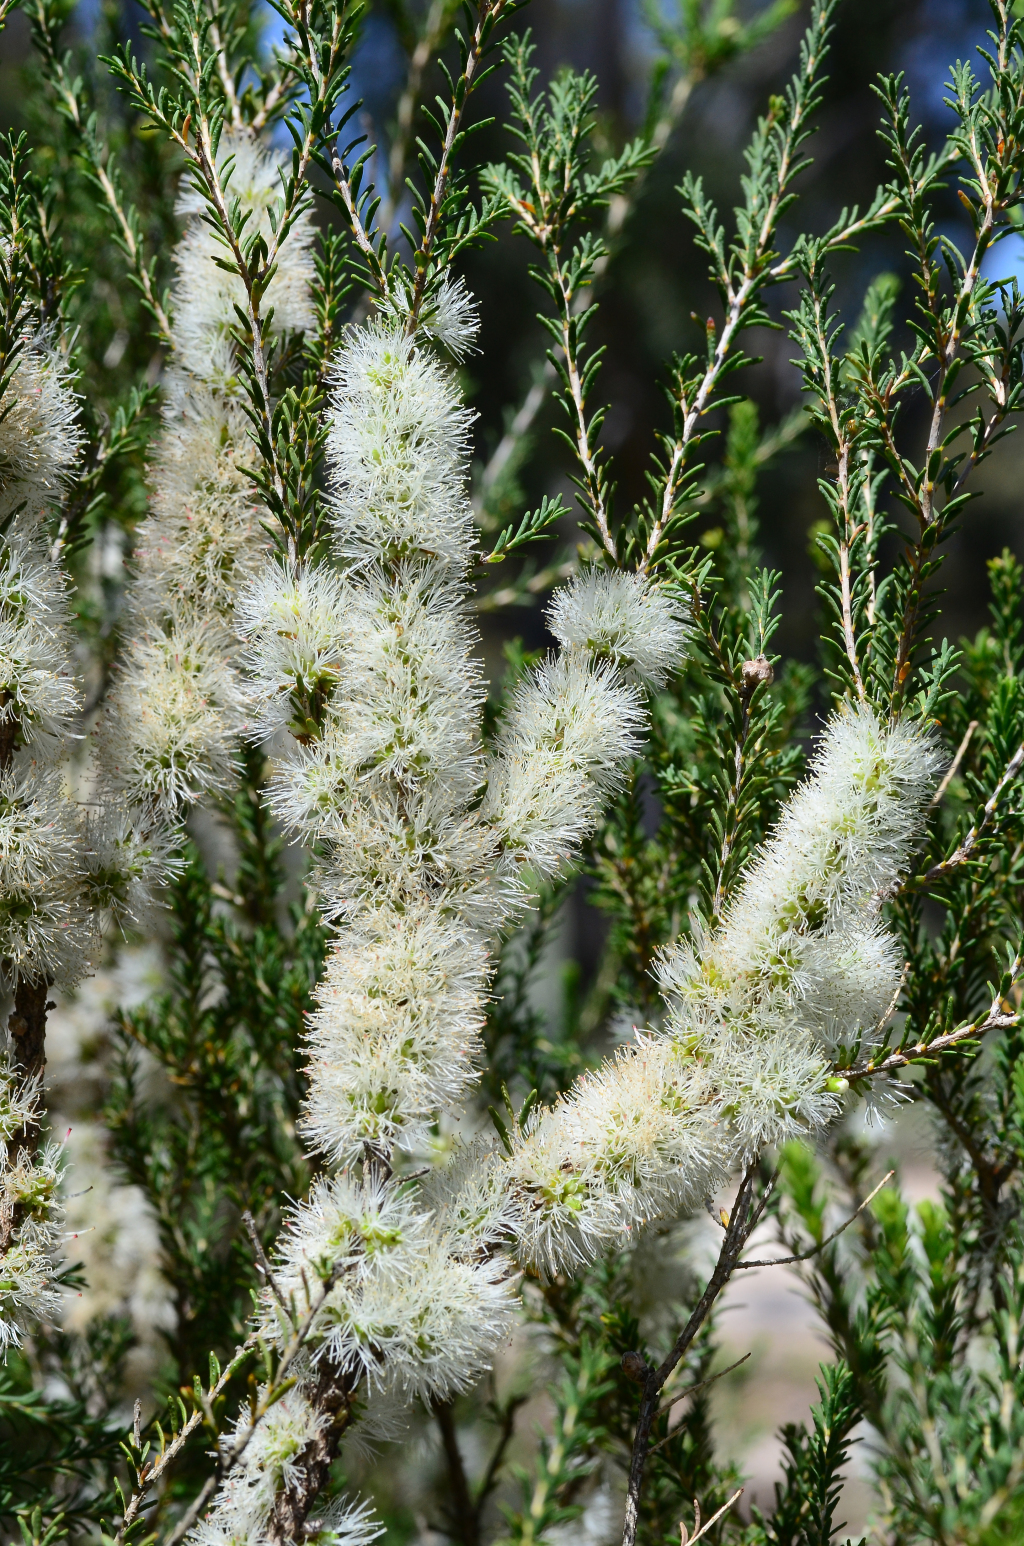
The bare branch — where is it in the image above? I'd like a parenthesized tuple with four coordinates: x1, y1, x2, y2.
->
(678, 1487, 744, 1546)
(242, 1208, 287, 1310)
(735, 1170, 895, 1269)
(921, 742, 1024, 884)
(930, 720, 979, 807)
(652, 1352, 752, 1426)
(620, 1163, 772, 1546)
(845, 959, 1022, 1083)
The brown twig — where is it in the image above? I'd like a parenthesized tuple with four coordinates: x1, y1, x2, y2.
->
(678, 1487, 744, 1546)
(432, 1397, 480, 1546)
(735, 1170, 895, 1269)
(112, 1334, 258, 1545)
(262, 1358, 359, 1546)
(242, 1208, 287, 1310)
(475, 1394, 527, 1518)
(620, 1164, 771, 1546)
(647, 1354, 752, 1452)
(845, 963, 1021, 1083)
(930, 720, 979, 807)
(921, 742, 1024, 884)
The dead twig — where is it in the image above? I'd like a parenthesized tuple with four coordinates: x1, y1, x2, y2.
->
(735, 1170, 895, 1270)
(920, 742, 1024, 884)
(678, 1488, 744, 1545)
(931, 720, 979, 807)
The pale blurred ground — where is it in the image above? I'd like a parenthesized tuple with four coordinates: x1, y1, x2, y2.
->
(707, 1111, 944, 1545)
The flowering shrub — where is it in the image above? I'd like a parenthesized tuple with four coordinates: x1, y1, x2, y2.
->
(1, 2, 1024, 1545)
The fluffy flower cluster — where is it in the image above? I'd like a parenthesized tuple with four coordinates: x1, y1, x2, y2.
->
(187, 260, 943, 1541)
(242, 320, 681, 1168)
(0, 338, 84, 523)
(325, 324, 477, 565)
(188, 310, 686, 1540)
(261, 1171, 514, 1399)
(99, 128, 315, 819)
(193, 1386, 383, 1546)
(504, 705, 942, 1274)
(0, 337, 107, 1348)
(0, 531, 94, 976)
(0, 1073, 64, 1349)
(0, 348, 102, 977)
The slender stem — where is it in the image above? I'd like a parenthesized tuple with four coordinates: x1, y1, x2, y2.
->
(709, 662, 771, 926)
(883, 33, 1023, 707)
(735, 1170, 895, 1269)
(331, 145, 391, 299)
(116, 1223, 356, 1544)
(473, 39, 749, 517)
(113, 1337, 258, 1545)
(680, 1487, 744, 1546)
(921, 742, 1024, 884)
(639, 18, 858, 575)
(475, 1396, 525, 1518)
(209, 15, 244, 128)
(92, 163, 174, 342)
(804, 275, 867, 700)
(930, 720, 979, 807)
(180, 3, 347, 556)
(475, 367, 553, 513)
(649, 1352, 751, 1440)
(551, 246, 616, 563)
(620, 1164, 769, 1546)
(406, 0, 511, 334)
(845, 961, 1022, 1082)
(190, 124, 287, 523)
(433, 1397, 480, 1546)
(380, 0, 460, 237)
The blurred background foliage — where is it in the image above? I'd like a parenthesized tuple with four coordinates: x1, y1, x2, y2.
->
(3, 0, 1017, 685)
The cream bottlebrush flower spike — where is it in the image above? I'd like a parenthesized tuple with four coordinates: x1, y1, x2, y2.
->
(98, 128, 316, 819)
(0, 334, 104, 1348)
(505, 704, 942, 1276)
(246, 323, 686, 1166)
(210, 309, 686, 1536)
(0, 339, 85, 524)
